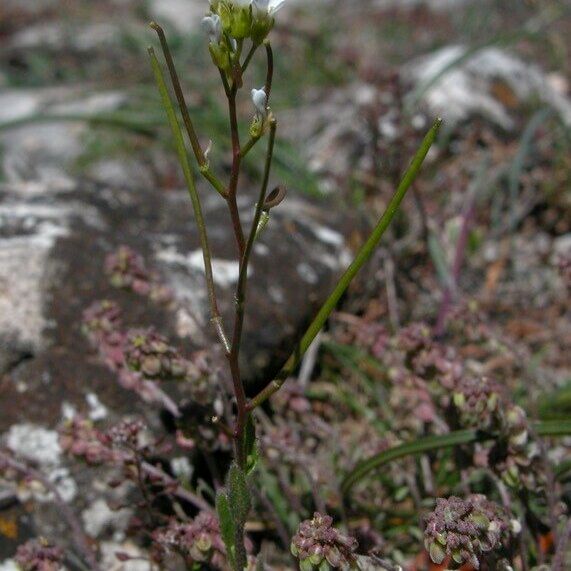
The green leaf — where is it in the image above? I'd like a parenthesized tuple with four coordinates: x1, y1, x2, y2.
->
(216, 491, 235, 569)
(429, 542, 446, 565)
(247, 117, 443, 411)
(428, 230, 451, 288)
(243, 414, 259, 475)
(341, 421, 571, 495)
(228, 463, 251, 522)
(225, 464, 250, 571)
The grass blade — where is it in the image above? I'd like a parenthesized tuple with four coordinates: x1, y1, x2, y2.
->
(341, 420, 571, 494)
(247, 117, 442, 411)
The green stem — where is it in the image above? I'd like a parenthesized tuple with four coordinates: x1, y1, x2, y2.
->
(246, 118, 442, 412)
(341, 420, 571, 494)
(264, 42, 274, 103)
(241, 134, 261, 158)
(226, 90, 246, 257)
(241, 42, 258, 75)
(230, 122, 277, 471)
(149, 47, 230, 353)
(150, 22, 227, 198)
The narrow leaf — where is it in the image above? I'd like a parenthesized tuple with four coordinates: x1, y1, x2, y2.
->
(247, 118, 443, 411)
(341, 420, 571, 495)
(228, 463, 251, 521)
(216, 491, 236, 569)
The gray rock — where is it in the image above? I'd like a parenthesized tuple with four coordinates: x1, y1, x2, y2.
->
(0, 89, 126, 185)
(9, 22, 121, 52)
(148, 0, 208, 34)
(1, 0, 58, 15)
(374, 0, 474, 10)
(406, 45, 571, 130)
(0, 88, 350, 559)
(0, 85, 350, 398)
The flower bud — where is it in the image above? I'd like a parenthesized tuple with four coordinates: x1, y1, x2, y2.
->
(291, 513, 358, 570)
(230, 6, 252, 38)
(424, 496, 512, 569)
(209, 42, 232, 74)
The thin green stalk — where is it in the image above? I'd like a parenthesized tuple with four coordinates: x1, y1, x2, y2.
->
(241, 42, 258, 75)
(241, 134, 261, 158)
(341, 420, 571, 494)
(264, 42, 274, 103)
(233, 119, 278, 362)
(246, 118, 443, 411)
(149, 47, 230, 353)
(230, 120, 277, 466)
(226, 89, 246, 257)
(150, 22, 227, 198)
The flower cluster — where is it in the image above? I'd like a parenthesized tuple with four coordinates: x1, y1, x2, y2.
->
(124, 328, 196, 382)
(388, 373, 438, 436)
(489, 405, 544, 491)
(105, 418, 147, 449)
(104, 245, 172, 303)
(81, 299, 122, 344)
(60, 416, 159, 471)
(82, 299, 214, 413)
(291, 513, 358, 570)
(82, 300, 128, 372)
(449, 376, 544, 491)
(450, 376, 502, 430)
(203, 0, 285, 58)
(59, 416, 117, 465)
(424, 496, 510, 569)
(393, 324, 462, 390)
(152, 512, 227, 569)
(14, 538, 64, 571)
(469, 494, 519, 549)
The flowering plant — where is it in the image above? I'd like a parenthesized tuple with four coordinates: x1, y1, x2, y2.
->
(143, 1, 440, 568)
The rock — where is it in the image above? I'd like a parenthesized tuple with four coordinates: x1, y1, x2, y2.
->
(99, 541, 150, 571)
(0, 0, 58, 16)
(0, 152, 350, 558)
(374, 0, 473, 9)
(0, 169, 349, 398)
(0, 79, 351, 402)
(0, 0, 350, 560)
(406, 45, 571, 130)
(9, 22, 121, 52)
(279, 83, 377, 193)
(0, 89, 126, 185)
(148, 0, 207, 34)
(81, 499, 132, 539)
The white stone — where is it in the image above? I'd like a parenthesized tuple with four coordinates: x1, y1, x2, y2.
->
(171, 456, 193, 481)
(188, 249, 242, 287)
(82, 499, 132, 538)
(6, 424, 62, 466)
(149, 0, 207, 34)
(99, 541, 150, 571)
(86, 393, 109, 421)
(47, 467, 78, 503)
(407, 46, 571, 129)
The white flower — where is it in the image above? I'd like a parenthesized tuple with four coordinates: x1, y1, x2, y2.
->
(253, 0, 285, 16)
(232, 0, 253, 7)
(201, 14, 222, 43)
(251, 87, 267, 115)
